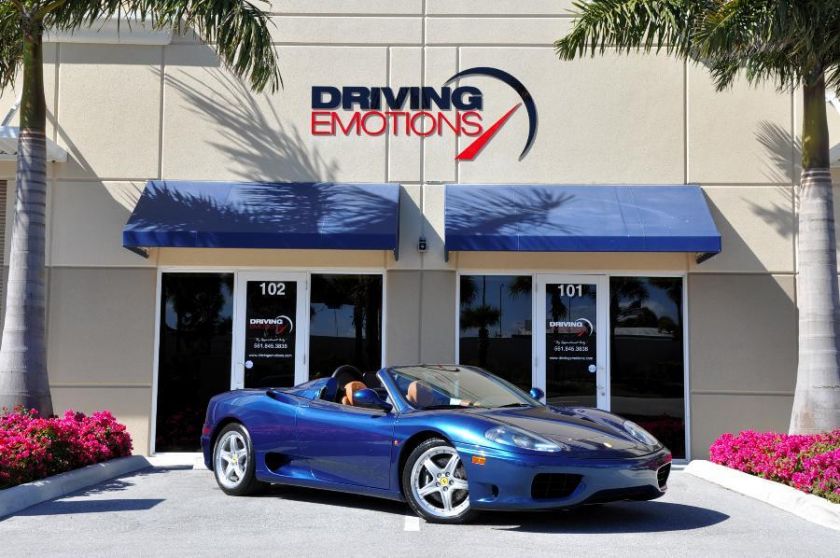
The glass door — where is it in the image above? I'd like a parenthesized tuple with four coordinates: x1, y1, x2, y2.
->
(156, 272, 234, 452)
(233, 272, 308, 389)
(535, 275, 608, 409)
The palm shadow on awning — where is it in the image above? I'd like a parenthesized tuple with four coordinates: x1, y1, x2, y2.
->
(124, 180, 399, 251)
(446, 187, 578, 237)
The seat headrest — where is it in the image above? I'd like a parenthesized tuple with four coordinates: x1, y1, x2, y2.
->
(332, 364, 362, 378)
(344, 381, 367, 406)
(406, 381, 437, 408)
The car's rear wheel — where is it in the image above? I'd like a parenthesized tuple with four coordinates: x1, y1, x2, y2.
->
(402, 438, 476, 524)
(213, 423, 264, 496)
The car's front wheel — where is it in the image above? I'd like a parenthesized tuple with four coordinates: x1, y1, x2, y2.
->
(212, 423, 264, 496)
(402, 438, 476, 524)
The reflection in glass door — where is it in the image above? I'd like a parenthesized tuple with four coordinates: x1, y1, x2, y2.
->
(610, 276, 686, 457)
(156, 273, 234, 452)
(308, 274, 383, 379)
(458, 275, 533, 391)
(234, 273, 307, 389)
(536, 275, 608, 408)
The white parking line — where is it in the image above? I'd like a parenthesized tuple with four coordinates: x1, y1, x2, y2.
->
(403, 516, 421, 531)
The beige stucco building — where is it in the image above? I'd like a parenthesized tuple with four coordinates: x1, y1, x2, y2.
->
(2, 1, 840, 460)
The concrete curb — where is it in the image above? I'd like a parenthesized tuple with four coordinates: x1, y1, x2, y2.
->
(0, 455, 152, 519)
(146, 453, 208, 470)
(685, 459, 840, 532)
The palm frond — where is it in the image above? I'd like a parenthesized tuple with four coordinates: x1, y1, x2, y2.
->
(694, 0, 803, 90)
(557, 0, 840, 91)
(44, 0, 281, 93)
(555, 0, 703, 60)
(0, 2, 23, 94)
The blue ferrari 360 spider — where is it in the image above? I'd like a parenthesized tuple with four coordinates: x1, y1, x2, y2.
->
(201, 364, 672, 523)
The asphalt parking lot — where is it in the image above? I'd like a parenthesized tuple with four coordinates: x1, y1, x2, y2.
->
(2, 467, 839, 557)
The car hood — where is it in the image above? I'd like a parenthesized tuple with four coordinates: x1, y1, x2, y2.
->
(469, 405, 661, 458)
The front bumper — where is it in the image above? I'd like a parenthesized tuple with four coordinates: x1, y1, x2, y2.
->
(454, 442, 671, 511)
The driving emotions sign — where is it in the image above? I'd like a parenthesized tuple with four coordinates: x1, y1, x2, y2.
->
(310, 67, 537, 161)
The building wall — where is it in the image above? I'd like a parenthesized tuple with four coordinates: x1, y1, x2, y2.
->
(1, 1, 833, 457)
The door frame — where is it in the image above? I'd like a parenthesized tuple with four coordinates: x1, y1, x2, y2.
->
(150, 266, 387, 455)
(534, 273, 610, 410)
(233, 271, 309, 388)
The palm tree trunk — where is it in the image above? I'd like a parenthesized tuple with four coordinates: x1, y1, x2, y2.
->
(790, 72, 840, 433)
(0, 22, 52, 416)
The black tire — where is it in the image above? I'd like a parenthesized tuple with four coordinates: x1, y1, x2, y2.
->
(212, 423, 264, 496)
(402, 438, 477, 524)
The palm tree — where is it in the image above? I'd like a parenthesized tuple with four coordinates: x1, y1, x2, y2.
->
(556, 1, 840, 434)
(461, 305, 501, 367)
(0, 1, 280, 415)
(649, 277, 682, 341)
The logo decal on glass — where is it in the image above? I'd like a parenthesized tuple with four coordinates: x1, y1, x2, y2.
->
(249, 315, 294, 335)
(547, 318, 594, 337)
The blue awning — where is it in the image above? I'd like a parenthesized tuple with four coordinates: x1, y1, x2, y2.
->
(445, 184, 721, 257)
(123, 181, 401, 255)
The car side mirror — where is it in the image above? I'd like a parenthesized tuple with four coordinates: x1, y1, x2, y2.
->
(353, 388, 393, 412)
(529, 387, 545, 401)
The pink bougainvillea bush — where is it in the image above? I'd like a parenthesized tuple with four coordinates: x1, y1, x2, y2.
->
(0, 407, 132, 489)
(710, 429, 840, 504)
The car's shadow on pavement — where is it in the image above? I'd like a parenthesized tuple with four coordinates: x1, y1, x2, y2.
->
(256, 484, 408, 516)
(255, 485, 729, 532)
(479, 501, 730, 533)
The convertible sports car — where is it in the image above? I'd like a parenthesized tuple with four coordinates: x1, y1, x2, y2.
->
(201, 364, 672, 523)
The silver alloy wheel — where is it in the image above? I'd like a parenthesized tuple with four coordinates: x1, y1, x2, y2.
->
(409, 446, 470, 519)
(215, 430, 249, 489)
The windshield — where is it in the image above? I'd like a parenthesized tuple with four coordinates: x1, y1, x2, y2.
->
(386, 365, 537, 410)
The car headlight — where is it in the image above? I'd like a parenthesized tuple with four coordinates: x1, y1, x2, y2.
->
(622, 420, 660, 447)
(485, 425, 568, 452)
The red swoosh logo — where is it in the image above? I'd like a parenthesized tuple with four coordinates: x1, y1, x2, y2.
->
(456, 103, 521, 161)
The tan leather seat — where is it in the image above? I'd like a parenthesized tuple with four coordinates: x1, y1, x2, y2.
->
(406, 380, 437, 408)
(406, 380, 472, 408)
(341, 380, 367, 406)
